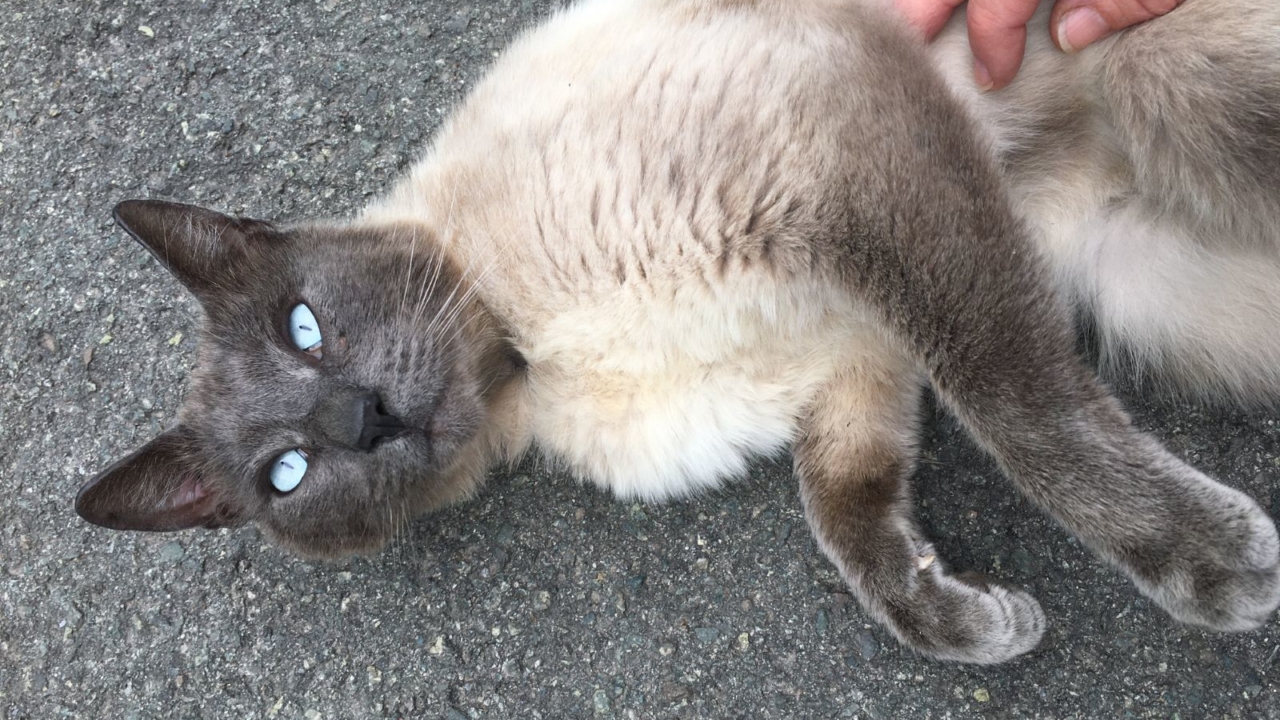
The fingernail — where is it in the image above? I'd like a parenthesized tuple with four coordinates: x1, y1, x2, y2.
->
(1058, 8, 1110, 53)
(973, 59, 993, 92)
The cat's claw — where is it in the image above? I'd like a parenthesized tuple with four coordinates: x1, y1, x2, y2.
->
(1136, 485, 1280, 631)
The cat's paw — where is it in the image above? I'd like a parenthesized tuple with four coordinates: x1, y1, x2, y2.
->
(1138, 483, 1280, 631)
(876, 559, 1046, 664)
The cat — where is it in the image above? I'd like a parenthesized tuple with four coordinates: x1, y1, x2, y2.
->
(74, 0, 1280, 664)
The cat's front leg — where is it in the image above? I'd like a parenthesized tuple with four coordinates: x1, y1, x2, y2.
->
(794, 359, 1044, 664)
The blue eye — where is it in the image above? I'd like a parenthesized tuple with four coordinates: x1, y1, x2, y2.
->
(288, 303, 323, 358)
(270, 449, 308, 493)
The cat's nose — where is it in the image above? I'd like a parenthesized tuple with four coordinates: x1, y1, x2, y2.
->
(356, 391, 407, 452)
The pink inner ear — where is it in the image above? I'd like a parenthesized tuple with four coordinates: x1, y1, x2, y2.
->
(156, 474, 225, 530)
(163, 476, 209, 509)
(77, 425, 240, 533)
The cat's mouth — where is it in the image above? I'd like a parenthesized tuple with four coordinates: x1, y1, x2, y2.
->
(369, 425, 425, 452)
(366, 430, 408, 451)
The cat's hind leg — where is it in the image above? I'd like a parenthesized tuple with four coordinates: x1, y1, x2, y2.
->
(811, 44, 1280, 634)
(795, 353, 1045, 664)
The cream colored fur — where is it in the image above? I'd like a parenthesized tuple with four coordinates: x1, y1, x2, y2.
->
(366, 0, 912, 500)
(364, 0, 1280, 502)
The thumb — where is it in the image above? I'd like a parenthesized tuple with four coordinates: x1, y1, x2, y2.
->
(1051, 0, 1184, 53)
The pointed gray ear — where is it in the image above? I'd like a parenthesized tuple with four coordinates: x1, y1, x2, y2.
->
(113, 199, 277, 294)
(75, 426, 244, 532)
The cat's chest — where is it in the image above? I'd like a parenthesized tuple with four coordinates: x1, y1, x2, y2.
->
(513, 271, 877, 501)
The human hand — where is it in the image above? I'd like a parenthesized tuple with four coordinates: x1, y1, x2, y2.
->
(893, 0, 1185, 91)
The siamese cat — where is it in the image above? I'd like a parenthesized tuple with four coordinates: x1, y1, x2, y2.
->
(75, 0, 1280, 664)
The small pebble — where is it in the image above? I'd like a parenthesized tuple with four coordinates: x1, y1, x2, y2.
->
(693, 627, 719, 644)
(973, 688, 991, 703)
(592, 689, 610, 714)
(442, 10, 472, 33)
(495, 524, 515, 546)
(137, 25, 154, 37)
(157, 542, 184, 563)
(1011, 547, 1037, 575)
(855, 630, 880, 660)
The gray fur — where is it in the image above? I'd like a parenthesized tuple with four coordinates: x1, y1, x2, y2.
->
(77, 0, 1280, 664)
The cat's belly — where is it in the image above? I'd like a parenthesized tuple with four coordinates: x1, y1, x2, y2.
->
(518, 273, 883, 501)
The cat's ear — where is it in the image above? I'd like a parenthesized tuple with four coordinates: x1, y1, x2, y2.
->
(112, 199, 276, 294)
(76, 425, 243, 532)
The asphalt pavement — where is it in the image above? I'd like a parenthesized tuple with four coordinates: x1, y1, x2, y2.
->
(1, 1, 1278, 717)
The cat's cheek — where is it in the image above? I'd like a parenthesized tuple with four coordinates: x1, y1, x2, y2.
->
(423, 384, 486, 468)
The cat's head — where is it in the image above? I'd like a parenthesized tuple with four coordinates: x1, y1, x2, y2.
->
(75, 201, 518, 557)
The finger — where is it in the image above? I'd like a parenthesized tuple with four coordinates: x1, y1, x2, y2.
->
(967, 0, 1041, 90)
(893, 0, 968, 40)
(1050, 0, 1184, 53)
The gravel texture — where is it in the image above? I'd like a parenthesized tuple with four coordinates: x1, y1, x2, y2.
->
(2, 1, 1279, 718)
